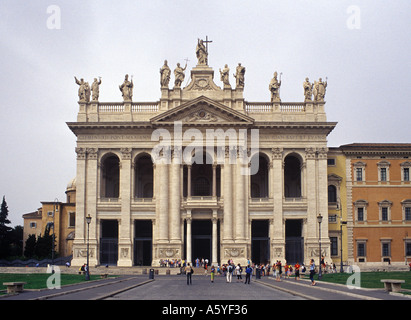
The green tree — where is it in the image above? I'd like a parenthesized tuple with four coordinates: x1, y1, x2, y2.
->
(0, 196, 12, 258)
(24, 234, 37, 258)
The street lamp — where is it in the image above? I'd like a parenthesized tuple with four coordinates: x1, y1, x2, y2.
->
(317, 213, 323, 280)
(337, 199, 347, 273)
(85, 214, 92, 281)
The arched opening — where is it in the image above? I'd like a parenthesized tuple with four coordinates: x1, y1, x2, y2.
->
(101, 154, 120, 199)
(135, 154, 153, 198)
(250, 153, 269, 198)
(192, 152, 212, 196)
(183, 150, 221, 197)
(284, 155, 301, 198)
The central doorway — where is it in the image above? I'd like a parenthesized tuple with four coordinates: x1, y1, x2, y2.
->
(251, 220, 270, 264)
(191, 220, 212, 263)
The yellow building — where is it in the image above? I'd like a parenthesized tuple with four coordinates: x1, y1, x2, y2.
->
(327, 148, 350, 268)
(22, 178, 76, 258)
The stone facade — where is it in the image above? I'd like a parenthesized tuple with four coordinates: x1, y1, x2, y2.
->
(68, 44, 336, 267)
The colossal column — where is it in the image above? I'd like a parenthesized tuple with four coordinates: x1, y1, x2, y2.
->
(223, 147, 233, 241)
(170, 147, 181, 242)
(272, 147, 285, 261)
(118, 148, 132, 266)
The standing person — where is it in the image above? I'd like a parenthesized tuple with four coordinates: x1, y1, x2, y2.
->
(185, 263, 193, 285)
(210, 265, 215, 283)
(309, 259, 316, 286)
(226, 263, 233, 283)
(294, 262, 301, 281)
(236, 264, 242, 282)
(275, 261, 281, 282)
(245, 265, 252, 284)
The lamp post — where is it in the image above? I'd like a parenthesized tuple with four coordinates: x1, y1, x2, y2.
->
(337, 199, 347, 273)
(85, 214, 92, 281)
(317, 213, 323, 280)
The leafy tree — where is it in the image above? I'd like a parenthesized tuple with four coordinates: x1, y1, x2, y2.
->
(24, 234, 37, 258)
(0, 196, 12, 258)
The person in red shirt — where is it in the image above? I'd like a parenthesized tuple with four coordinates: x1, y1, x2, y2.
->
(294, 262, 301, 281)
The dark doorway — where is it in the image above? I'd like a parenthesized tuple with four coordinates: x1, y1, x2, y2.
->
(192, 220, 212, 263)
(134, 220, 152, 266)
(100, 220, 118, 265)
(285, 219, 304, 264)
(251, 220, 270, 264)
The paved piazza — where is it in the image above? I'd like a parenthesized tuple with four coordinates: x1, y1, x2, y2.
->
(106, 275, 305, 300)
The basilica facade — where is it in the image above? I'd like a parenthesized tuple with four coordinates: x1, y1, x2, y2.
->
(68, 42, 336, 267)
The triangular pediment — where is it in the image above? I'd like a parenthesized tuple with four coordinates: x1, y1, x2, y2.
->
(150, 96, 254, 126)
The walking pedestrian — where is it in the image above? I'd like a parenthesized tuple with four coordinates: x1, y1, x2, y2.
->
(185, 263, 193, 285)
(309, 259, 316, 286)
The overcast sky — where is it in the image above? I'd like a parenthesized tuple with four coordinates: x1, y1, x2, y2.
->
(0, 1, 410, 226)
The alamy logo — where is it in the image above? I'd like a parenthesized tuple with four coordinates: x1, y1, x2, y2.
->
(46, 265, 61, 290)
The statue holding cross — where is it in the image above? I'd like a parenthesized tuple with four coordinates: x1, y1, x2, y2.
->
(196, 36, 212, 65)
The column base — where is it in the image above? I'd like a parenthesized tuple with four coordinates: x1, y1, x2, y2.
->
(221, 242, 248, 266)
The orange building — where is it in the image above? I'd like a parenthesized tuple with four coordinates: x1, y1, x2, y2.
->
(341, 144, 411, 267)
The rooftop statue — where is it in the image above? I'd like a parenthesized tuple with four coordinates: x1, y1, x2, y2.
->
(196, 39, 208, 65)
(74, 76, 90, 103)
(219, 64, 230, 87)
(91, 77, 102, 101)
(174, 62, 187, 88)
(119, 74, 133, 101)
(234, 63, 246, 89)
(313, 77, 327, 102)
(269, 71, 282, 102)
(160, 60, 171, 88)
(303, 77, 313, 102)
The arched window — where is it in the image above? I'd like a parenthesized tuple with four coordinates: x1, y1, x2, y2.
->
(284, 155, 301, 198)
(250, 154, 269, 198)
(135, 154, 153, 198)
(102, 154, 120, 198)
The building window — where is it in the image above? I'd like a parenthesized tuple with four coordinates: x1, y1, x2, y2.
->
(404, 168, 410, 181)
(30, 222, 37, 228)
(327, 158, 336, 166)
(380, 168, 387, 181)
(357, 242, 366, 258)
(330, 237, 338, 256)
(328, 185, 337, 203)
(378, 200, 392, 222)
(381, 241, 391, 260)
(401, 162, 411, 182)
(329, 214, 338, 223)
(406, 241, 411, 257)
(381, 207, 388, 221)
(401, 200, 411, 222)
(356, 168, 363, 181)
(69, 212, 75, 228)
(354, 200, 368, 222)
(353, 161, 366, 182)
(377, 160, 390, 182)
(406, 207, 411, 221)
(357, 208, 364, 221)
